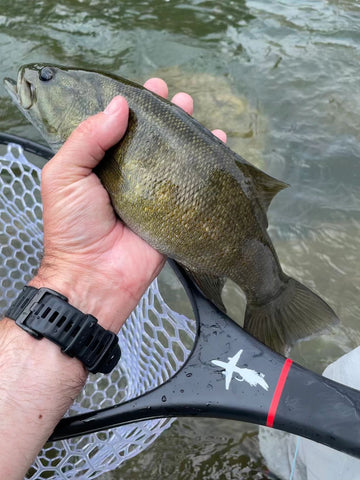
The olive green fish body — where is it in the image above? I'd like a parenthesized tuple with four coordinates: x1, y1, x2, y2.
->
(93, 82, 283, 300)
(3, 64, 339, 353)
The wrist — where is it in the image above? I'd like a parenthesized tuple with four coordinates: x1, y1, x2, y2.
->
(29, 262, 124, 333)
(29, 251, 165, 333)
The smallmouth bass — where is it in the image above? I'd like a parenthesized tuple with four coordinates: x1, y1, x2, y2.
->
(3, 64, 339, 353)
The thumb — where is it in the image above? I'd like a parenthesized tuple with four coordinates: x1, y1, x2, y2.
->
(43, 96, 129, 185)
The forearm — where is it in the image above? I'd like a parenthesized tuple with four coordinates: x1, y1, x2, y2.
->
(0, 316, 86, 480)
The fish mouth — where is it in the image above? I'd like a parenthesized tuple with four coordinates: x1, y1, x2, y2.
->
(3, 71, 35, 110)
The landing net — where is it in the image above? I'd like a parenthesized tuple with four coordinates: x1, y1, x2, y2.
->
(0, 140, 196, 479)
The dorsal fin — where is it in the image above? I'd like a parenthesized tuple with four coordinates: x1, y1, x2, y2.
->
(236, 160, 288, 212)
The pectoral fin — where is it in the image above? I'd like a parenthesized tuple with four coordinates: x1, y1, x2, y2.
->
(182, 268, 227, 312)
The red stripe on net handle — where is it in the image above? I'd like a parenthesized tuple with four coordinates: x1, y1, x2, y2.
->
(266, 358, 293, 427)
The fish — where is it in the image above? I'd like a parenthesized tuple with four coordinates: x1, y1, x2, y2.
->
(3, 64, 339, 353)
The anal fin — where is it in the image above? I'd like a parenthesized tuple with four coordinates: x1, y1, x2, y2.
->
(182, 268, 227, 313)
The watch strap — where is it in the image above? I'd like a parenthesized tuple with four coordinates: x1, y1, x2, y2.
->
(5, 286, 121, 374)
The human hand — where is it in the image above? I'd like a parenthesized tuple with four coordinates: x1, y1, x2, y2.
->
(30, 78, 227, 333)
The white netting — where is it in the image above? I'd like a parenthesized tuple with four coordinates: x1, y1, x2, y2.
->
(0, 142, 196, 479)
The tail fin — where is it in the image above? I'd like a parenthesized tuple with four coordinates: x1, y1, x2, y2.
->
(244, 278, 339, 354)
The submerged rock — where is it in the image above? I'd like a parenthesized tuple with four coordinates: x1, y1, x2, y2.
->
(154, 66, 267, 169)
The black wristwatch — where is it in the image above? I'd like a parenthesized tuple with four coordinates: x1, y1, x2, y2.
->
(5, 286, 121, 374)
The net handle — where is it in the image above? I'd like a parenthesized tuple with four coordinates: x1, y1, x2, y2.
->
(52, 261, 360, 459)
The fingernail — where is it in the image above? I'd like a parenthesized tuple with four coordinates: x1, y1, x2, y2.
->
(104, 96, 122, 115)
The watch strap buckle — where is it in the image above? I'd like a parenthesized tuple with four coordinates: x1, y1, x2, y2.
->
(7, 286, 67, 339)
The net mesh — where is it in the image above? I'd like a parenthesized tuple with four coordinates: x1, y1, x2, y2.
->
(0, 142, 196, 479)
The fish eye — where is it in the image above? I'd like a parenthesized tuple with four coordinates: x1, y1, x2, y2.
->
(39, 67, 54, 82)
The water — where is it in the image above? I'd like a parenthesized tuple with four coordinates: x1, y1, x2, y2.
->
(1, 0, 360, 478)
